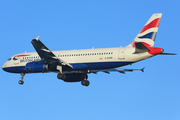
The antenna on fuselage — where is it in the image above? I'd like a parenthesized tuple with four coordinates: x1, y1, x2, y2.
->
(35, 35, 40, 40)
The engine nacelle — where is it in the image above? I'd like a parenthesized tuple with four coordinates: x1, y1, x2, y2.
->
(57, 73, 88, 82)
(25, 62, 49, 73)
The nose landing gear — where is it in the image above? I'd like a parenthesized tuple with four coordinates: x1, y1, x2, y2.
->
(18, 73, 25, 85)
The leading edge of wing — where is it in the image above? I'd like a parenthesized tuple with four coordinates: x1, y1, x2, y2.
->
(91, 67, 145, 74)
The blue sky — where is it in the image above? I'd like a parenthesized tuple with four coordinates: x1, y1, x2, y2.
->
(0, 0, 179, 120)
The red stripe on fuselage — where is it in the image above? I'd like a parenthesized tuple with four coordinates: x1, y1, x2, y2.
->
(14, 55, 31, 57)
(140, 18, 161, 33)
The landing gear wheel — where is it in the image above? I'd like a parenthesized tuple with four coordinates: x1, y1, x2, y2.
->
(85, 80, 89, 86)
(81, 80, 86, 85)
(18, 80, 24, 85)
(81, 80, 90, 86)
(18, 73, 25, 85)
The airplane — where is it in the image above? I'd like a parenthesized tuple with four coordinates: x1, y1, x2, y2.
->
(2, 13, 176, 86)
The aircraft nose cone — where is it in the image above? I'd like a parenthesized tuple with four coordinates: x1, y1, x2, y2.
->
(2, 67, 6, 72)
(2, 63, 7, 71)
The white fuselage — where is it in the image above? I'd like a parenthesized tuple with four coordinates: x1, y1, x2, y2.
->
(2, 46, 152, 73)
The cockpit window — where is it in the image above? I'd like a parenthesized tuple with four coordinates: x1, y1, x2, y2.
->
(8, 58, 11, 61)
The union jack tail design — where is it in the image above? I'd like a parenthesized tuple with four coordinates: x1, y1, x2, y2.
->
(127, 13, 162, 47)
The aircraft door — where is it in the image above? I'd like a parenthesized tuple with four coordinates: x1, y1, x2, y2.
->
(118, 47, 125, 60)
(14, 57, 19, 65)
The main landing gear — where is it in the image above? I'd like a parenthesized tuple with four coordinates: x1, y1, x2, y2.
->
(81, 74, 90, 87)
(18, 73, 25, 85)
(81, 79, 90, 86)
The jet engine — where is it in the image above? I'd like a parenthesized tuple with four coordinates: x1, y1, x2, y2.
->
(25, 62, 49, 72)
(57, 73, 88, 82)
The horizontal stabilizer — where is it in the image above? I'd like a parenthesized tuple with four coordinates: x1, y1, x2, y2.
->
(135, 42, 150, 53)
(158, 53, 176, 55)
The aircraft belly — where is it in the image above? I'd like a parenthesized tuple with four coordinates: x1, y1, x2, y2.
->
(2, 66, 27, 73)
(83, 61, 132, 70)
(64, 61, 132, 71)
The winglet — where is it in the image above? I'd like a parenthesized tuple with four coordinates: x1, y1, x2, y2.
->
(141, 67, 145, 72)
(35, 36, 40, 40)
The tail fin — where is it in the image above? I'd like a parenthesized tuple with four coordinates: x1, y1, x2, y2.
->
(127, 13, 162, 47)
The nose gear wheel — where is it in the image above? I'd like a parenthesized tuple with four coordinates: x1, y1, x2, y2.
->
(18, 73, 25, 85)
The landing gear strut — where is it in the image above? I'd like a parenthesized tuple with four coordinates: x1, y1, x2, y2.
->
(18, 73, 25, 85)
(81, 74, 90, 86)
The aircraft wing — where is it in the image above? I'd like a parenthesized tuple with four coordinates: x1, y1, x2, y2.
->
(31, 36, 73, 68)
(91, 67, 145, 74)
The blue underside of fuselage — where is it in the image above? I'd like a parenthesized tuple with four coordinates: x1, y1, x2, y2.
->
(2, 61, 133, 73)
